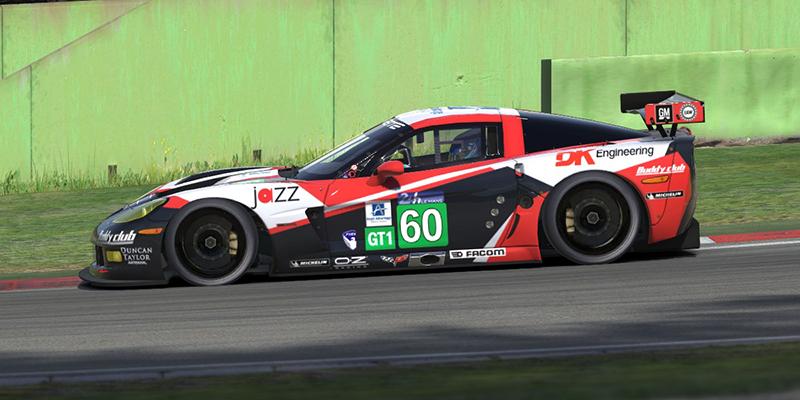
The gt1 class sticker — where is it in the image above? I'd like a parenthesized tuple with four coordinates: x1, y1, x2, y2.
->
(365, 201, 392, 227)
(680, 103, 697, 121)
(449, 248, 506, 260)
(290, 258, 330, 268)
(98, 230, 137, 245)
(655, 104, 673, 123)
(646, 191, 684, 200)
(365, 227, 395, 251)
(397, 202, 448, 249)
(636, 163, 687, 176)
(342, 229, 358, 250)
(398, 191, 445, 205)
(120, 247, 152, 265)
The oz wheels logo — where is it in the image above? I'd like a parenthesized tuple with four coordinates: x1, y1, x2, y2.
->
(398, 203, 448, 249)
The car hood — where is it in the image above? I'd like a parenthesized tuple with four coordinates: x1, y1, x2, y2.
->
(128, 166, 290, 208)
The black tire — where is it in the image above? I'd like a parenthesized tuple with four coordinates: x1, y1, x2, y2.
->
(164, 199, 259, 286)
(542, 172, 641, 264)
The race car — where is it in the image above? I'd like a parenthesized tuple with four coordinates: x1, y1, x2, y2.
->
(80, 91, 703, 287)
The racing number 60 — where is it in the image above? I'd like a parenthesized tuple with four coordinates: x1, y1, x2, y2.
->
(398, 203, 448, 249)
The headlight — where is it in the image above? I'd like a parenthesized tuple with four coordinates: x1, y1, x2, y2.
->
(112, 198, 167, 223)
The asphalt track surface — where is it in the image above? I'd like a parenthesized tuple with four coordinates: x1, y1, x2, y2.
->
(1, 241, 798, 382)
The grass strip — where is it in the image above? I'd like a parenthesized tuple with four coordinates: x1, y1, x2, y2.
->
(2, 342, 800, 400)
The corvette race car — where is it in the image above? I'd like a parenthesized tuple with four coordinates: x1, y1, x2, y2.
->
(81, 91, 703, 287)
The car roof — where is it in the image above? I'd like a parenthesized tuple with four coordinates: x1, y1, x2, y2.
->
(394, 106, 519, 127)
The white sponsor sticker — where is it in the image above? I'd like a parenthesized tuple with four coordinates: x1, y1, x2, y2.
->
(646, 191, 684, 200)
(365, 201, 393, 227)
(449, 248, 507, 260)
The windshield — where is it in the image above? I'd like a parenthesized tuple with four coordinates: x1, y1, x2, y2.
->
(295, 119, 411, 180)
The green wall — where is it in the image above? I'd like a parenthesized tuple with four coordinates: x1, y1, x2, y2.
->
(1, 0, 800, 181)
(550, 48, 800, 137)
(1, 0, 143, 78)
(333, 0, 626, 142)
(627, 0, 800, 55)
(29, 0, 333, 178)
(0, 67, 31, 180)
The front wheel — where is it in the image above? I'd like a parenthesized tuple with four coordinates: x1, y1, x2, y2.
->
(164, 200, 259, 286)
(542, 173, 641, 264)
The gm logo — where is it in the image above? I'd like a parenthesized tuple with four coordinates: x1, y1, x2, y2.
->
(655, 104, 673, 123)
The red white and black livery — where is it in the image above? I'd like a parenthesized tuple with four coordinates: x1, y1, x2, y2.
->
(81, 91, 703, 287)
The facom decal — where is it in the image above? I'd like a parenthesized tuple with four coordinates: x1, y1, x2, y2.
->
(636, 163, 687, 176)
(98, 230, 137, 245)
(365, 227, 395, 251)
(274, 186, 300, 202)
(120, 247, 152, 265)
(655, 104, 673, 123)
(398, 190, 445, 205)
(398, 202, 448, 249)
(290, 258, 330, 268)
(257, 188, 273, 203)
(646, 190, 684, 200)
(595, 146, 654, 159)
(680, 103, 697, 121)
(342, 229, 358, 250)
(449, 248, 506, 260)
(555, 150, 594, 167)
(365, 201, 392, 227)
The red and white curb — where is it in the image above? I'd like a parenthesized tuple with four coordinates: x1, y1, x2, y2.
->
(0, 276, 81, 292)
(701, 229, 800, 245)
(1, 229, 799, 293)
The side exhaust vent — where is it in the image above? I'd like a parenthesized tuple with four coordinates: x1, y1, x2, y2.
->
(409, 252, 446, 267)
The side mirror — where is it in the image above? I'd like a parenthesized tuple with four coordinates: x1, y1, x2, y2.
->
(374, 160, 404, 185)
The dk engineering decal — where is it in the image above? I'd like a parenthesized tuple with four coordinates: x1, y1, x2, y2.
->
(646, 191, 684, 200)
(555, 147, 655, 167)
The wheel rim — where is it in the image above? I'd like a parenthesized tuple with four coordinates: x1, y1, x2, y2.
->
(556, 185, 630, 256)
(177, 211, 246, 279)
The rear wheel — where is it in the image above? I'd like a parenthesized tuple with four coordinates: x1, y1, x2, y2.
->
(543, 173, 641, 264)
(165, 200, 258, 286)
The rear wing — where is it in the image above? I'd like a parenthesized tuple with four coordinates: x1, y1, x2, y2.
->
(620, 91, 704, 137)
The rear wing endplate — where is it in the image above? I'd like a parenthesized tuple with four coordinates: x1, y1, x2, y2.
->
(620, 91, 704, 137)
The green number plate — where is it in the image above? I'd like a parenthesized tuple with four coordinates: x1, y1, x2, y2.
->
(397, 203, 448, 249)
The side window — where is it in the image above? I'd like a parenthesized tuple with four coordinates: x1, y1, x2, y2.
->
(384, 124, 502, 172)
(520, 111, 647, 154)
